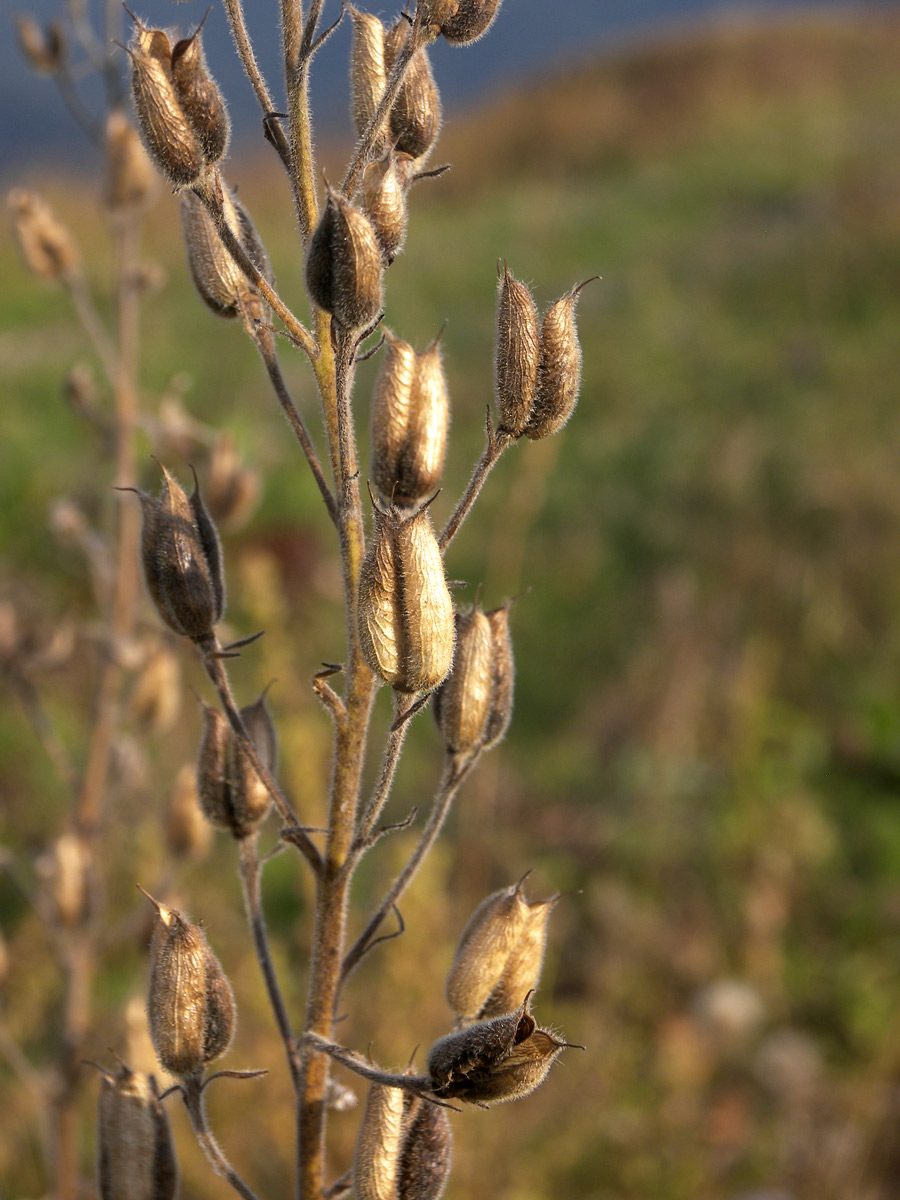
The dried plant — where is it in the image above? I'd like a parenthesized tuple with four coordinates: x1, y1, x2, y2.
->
(6, 2, 591, 1196)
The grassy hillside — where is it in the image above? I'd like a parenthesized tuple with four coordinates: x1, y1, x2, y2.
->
(4, 9, 900, 1198)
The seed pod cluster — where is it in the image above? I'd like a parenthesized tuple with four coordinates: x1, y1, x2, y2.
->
(128, 16, 228, 189)
(179, 185, 269, 321)
(306, 188, 383, 330)
(8, 189, 79, 281)
(354, 1080, 453, 1200)
(357, 497, 455, 693)
(131, 464, 225, 646)
(446, 876, 557, 1024)
(427, 993, 570, 1105)
(495, 272, 594, 439)
(97, 1062, 177, 1200)
(371, 330, 450, 507)
(433, 599, 514, 756)
(145, 893, 236, 1079)
(362, 148, 417, 265)
(196, 692, 278, 838)
(105, 111, 156, 212)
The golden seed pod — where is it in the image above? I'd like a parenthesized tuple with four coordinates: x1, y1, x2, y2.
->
(432, 605, 494, 755)
(524, 279, 594, 441)
(16, 16, 65, 73)
(353, 1080, 407, 1200)
(445, 879, 531, 1024)
(132, 464, 225, 645)
(362, 149, 416, 266)
(128, 20, 203, 189)
(205, 433, 261, 530)
(97, 1062, 178, 1200)
(480, 894, 558, 1020)
(305, 188, 384, 330)
(440, 0, 503, 44)
(397, 1100, 453, 1200)
(427, 995, 569, 1105)
(495, 263, 539, 437)
(165, 763, 212, 860)
(105, 111, 157, 212)
(171, 26, 230, 166)
(370, 328, 416, 498)
(481, 601, 514, 750)
(146, 894, 236, 1078)
(179, 186, 261, 319)
(8, 189, 79, 281)
(129, 643, 181, 733)
(389, 41, 441, 162)
(358, 498, 455, 693)
(349, 7, 387, 153)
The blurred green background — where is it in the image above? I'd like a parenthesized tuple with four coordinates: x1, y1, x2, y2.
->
(4, 9, 900, 1198)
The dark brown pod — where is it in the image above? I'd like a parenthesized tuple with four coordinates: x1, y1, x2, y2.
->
(171, 24, 229, 166)
(481, 601, 514, 749)
(306, 188, 384, 330)
(440, 0, 503, 44)
(128, 21, 203, 189)
(397, 1099, 452, 1200)
(389, 42, 441, 162)
(363, 149, 416, 265)
(97, 1062, 177, 1200)
(349, 7, 388, 153)
(524, 279, 594, 441)
(433, 606, 494, 756)
(445, 879, 530, 1024)
(495, 263, 539, 437)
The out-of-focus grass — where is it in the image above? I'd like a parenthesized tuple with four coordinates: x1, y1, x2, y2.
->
(4, 10, 900, 1198)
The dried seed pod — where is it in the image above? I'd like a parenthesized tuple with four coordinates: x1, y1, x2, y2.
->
(427, 995, 569, 1105)
(433, 605, 494, 755)
(129, 643, 181, 733)
(8, 189, 79, 281)
(196, 702, 230, 828)
(16, 16, 65, 73)
(524, 280, 593, 441)
(370, 328, 416, 499)
(145, 893, 236, 1078)
(305, 188, 383, 330)
(353, 1080, 407, 1200)
(223, 691, 278, 837)
(128, 21, 203, 188)
(131, 464, 225, 644)
(445, 879, 531, 1024)
(105, 111, 156, 211)
(179, 187, 263, 319)
(481, 601, 514, 749)
(363, 148, 416, 265)
(495, 263, 539, 437)
(205, 433, 260, 530)
(440, 0, 503, 44)
(40, 832, 93, 928)
(480, 894, 559, 1020)
(349, 7, 387, 152)
(383, 17, 409, 71)
(390, 43, 441, 161)
(171, 24, 229, 166)
(97, 1062, 178, 1200)
(165, 763, 212, 860)
(358, 498, 455, 693)
(397, 1099, 452, 1200)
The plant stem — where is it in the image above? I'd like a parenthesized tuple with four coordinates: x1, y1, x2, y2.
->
(222, 0, 291, 169)
(182, 1076, 262, 1200)
(439, 413, 513, 554)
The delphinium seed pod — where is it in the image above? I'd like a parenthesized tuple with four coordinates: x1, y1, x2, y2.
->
(440, 0, 503, 44)
(171, 24, 229, 167)
(349, 7, 388, 154)
(306, 188, 384, 330)
(128, 21, 203, 189)
(432, 605, 494, 756)
(8, 189, 79, 281)
(197, 693, 278, 837)
(353, 1079, 407, 1200)
(97, 1062, 177, 1200)
(357, 497, 455, 693)
(524, 279, 594, 441)
(480, 893, 559, 1020)
(105, 111, 156, 212)
(370, 328, 416, 500)
(427, 994, 571, 1105)
(145, 893, 236, 1079)
(495, 263, 539, 437)
(388, 31, 441, 162)
(131, 464, 225, 645)
(396, 1098, 453, 1200)
(481, 600, 514, 749)
(363, 148, 417, 266)
(16, 16, 65, 73)
(445, 879, 531, 1024)
(179, 185, 265, 320)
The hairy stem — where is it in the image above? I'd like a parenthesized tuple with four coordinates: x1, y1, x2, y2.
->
(439, 414, 512, 553)
(182, 1077, 262, 1200)
(222, 0, 292, 169)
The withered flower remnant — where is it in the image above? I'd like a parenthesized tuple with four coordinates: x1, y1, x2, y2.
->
(96, 1062, 178, 1200)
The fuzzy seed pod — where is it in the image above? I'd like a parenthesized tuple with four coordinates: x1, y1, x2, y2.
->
(397, 1099, 452, 1200)
(427, 995, 568, 1105)
(389, 42, 441, 162)
(480, 894, 558, 1020)
(8, 189, 79, 281)
(446, 879, 531, 1024)
(205, 433, 260, 530)
(353, 1080, 407, 1200)
(358, 498, 455, 692)
(129, 643, 181, 733)
(16, 16, 65, 73)
(97, 1062, 177, 1200)
(197, 694, 278, 838)
(132, 464, 225, 645)
(179, 187, 266, 320)
(41, 832, 93, 928)
(433, 606, 494, 755)
(349, 7, 388, 153)
(524, 280, 593, 441)
(196, 703, 230, 828)
(363, 149, 416, 266)
(371, 331, 450, 507)
(440, 0, 503, 44)
(129, 22, 203, 189)
(171, 25, 229, 166)
(145, 894, 236, 1078)
(165, 763, 212, 860)
(481, 601, 514, 749)
(495, 264, 539, 437)
(105, 111, 156, 211)
(306, 188, 383, 330)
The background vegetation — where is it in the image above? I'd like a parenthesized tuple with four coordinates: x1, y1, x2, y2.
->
(4, 9, 900, 1198)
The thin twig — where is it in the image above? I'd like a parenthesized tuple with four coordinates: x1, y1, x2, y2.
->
(182, 1076, 263, 1200)
(352, 690, 418, 849)
(439, 409, 513, 553)
(64, 270, 118, 390)
(222, 0, 291, 168)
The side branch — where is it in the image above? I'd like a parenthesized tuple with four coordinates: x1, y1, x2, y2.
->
(439, 409, 512, 553)
(222, 0, 291, 169)
(182, 1077, 262, 1200)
